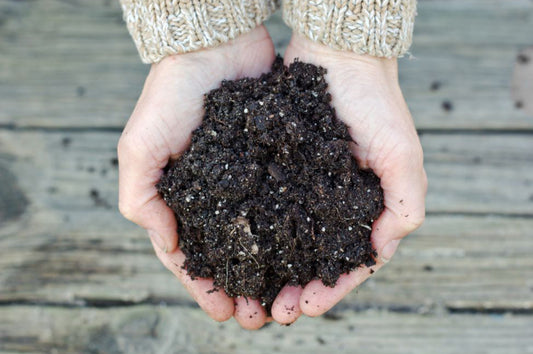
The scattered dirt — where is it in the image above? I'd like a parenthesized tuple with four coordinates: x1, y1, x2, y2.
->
(157, 57, 384, 312)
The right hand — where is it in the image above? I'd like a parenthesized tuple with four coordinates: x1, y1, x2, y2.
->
(117, 26, 276, 330)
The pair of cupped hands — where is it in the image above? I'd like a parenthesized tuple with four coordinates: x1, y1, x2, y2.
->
(117, 26, 427, 329)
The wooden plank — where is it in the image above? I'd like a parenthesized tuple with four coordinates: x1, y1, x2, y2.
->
(512, 46, 533, 117)
(421, 133, 533, 215)
(1, 130, 531, 218)
(0, 0, 146, 129)
(0, 305, 532, 353)
(2, 213, 531, 311)
(400, 0, 533, 129)
(1, 0, 533, 129)
(1, 130, 532, 310)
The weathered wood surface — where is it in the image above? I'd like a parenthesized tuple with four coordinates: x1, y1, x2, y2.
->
(1, 131, 532, 218)
(2, 212, 533, 312)
(421, 133, 533, 215)
(400, 0, 533, 130)
(1, 131, 532, 311)
(512, 46, 533, 117)
(1, 0, 532, 129)
(1, 306, 532, 354)
(1, 0, 533, 352)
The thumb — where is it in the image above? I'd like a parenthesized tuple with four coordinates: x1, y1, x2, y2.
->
(140, 198, 179, 254)
(371, 171, 427, 263)
(371, 209, 408, 263)
(117, 133, 178, 253)
(371, 147, 427, 262)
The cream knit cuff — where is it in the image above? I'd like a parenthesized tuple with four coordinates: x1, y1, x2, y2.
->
(283, 0, 416, 58)
(120, 0, 278, 63)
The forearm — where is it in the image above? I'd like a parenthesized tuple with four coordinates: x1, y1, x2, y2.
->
(120, 0, 278, 63)
(283, 0, 417, 58)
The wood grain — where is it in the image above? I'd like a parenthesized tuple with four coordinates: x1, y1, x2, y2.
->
(400, 0, 533, 129)
(1, 0, 533, 351)
(1, 131, 531, 220)
(512, 46, 533, 117)
(0, 0, 145, 129)
(1, 131, 532, 311)
(1, 0, 532, 129)
(421, 133, 533, 215)
(1, 305, 532, 354)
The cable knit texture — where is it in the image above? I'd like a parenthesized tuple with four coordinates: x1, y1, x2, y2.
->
(120, 0, 278, 63)
(283, 0, 416, 58)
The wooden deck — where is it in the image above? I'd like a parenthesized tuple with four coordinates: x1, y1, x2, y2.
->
(1, 0, 532, 353)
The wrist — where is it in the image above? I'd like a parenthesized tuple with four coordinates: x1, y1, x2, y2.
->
(283, 0, 416, 58)
(288, 34, 399, 81)
(153, 25, 273, 70)
(149, 25, 274, 88)
(121, 0, 277, 64)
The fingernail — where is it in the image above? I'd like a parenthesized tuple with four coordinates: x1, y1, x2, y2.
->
(148, 230, 167, 253)
(380, 239, 401, 263)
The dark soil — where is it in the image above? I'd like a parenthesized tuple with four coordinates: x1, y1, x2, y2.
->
(157, 57, 384, 312)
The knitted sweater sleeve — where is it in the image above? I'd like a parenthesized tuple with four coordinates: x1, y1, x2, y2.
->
(120, 0, 278, 63)
(283, 0, 417, 58)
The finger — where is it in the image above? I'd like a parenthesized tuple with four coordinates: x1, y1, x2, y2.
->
(299, 193, 421, 318)
(233, 297, 267, 330)
(353, 137, 427, 256)
(300, 192, 415, 317)
(372, 162, 427, 262)
(118, 133, 178, 253)
(142, 197, 178, 253)
(271, 285, 303, 325)
(298, 194, 420, 317)
(380, 159, 427, 235)
(300, 262, 382, 317)
(151, 238, 234, 322)
(371, 208, 411, 262)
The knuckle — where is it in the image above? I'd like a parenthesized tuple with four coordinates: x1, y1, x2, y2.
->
(407, 144, 424, 167)
(382, 140, 424, 171)
(117, 135, 139, 222)
(403, 209, 425, 232)
(118, 199, 138, 222)
(422, 170, 429, 194)
(394, 141, 417, 157)
(117, 130, 150, 164)
(117, 133, 135, 160)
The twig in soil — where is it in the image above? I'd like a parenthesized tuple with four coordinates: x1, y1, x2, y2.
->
(237, 237, 260, 266)
(212, 117, 227, 126)
(358, 223, 372, 231)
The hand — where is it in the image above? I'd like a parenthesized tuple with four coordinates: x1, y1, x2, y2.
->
(269, 35, 427, 324)
(117, 26, 276, 330)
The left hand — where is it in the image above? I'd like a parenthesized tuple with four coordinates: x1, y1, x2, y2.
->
(269, 34, 427, 325)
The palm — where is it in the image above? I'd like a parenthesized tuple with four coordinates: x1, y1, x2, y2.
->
(118, 26, 276, 329)
(268, 35, 427, 323)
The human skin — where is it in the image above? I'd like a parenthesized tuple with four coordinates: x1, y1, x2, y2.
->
(118, 27, 427, 330)
(118, 25, 275, 330)
(269, 34, 427, 324)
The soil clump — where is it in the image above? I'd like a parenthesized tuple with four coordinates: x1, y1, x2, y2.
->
(157, 57, 384, 312)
